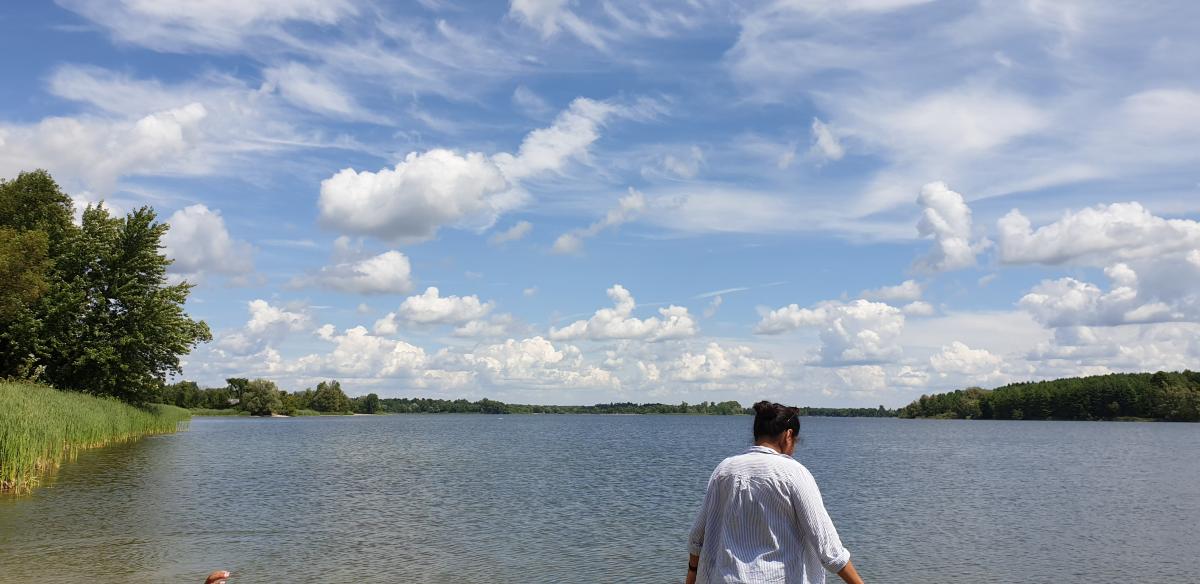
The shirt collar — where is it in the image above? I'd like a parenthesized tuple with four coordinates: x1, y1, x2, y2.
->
(747, 445, 781, 455)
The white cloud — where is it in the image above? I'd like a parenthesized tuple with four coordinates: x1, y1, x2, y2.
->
(296, 250, 414, 295)
(319, 98, 621, 243)
(319, 149, 521, 243)
(508, 0, 607, 49)
(902, 301, 936, 317)
(512, 85, 552, 116)
(161, 204, 254, 282)
(660, 145, 705, 178)
(489, 220, 533, 245)
(997, 202, 1200, 266)
(755, 299, 905, 365)
(861, 279, 922, 302)
(523, 286, 539, 297)
(1018, 265, 1189, 328)
(552, 187, 645, 254)
(297, 325, 431, 378)
(914, 182, 982, 272)
(263, 62, 376, 121)
(217, 299, 311, 355)
(703, 295, 724, 319)
(397, 287, 494, 325)
(453, 314, 518, 338)
(668, 342, 783, 382)
(450, 336, 618, 388)
(549, 284, 697, 342)
(58, 0, 357, 52)
(493, 97, 618, 181)
(809, 118, 844, 162)
(835, 365, 886, 394)
(0, 103, 208, 195)
(929, 341, 1005, 382)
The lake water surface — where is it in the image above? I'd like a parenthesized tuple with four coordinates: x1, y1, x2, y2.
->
(1, 415, 1198, 583)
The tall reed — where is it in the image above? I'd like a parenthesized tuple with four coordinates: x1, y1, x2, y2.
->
(0, 381, 190, 493)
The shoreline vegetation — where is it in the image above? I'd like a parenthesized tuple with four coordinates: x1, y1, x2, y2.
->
(0, 381, 190, 494)
(898, 371, 1200, 422)
(167, 378, 895, 418)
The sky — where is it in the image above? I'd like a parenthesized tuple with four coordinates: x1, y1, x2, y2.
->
(2, 0, 1199, 407)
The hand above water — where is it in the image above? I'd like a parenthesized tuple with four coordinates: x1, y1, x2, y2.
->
(205, 570, 231, 584)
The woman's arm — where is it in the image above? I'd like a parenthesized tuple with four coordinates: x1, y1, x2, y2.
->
(837, 559, 864, 584)
(685, 553, 700, 584)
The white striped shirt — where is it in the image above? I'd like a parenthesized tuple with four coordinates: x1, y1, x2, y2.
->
(688, 446, 851, 584)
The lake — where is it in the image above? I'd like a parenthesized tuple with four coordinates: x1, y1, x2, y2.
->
(1, 415, 1198, 583)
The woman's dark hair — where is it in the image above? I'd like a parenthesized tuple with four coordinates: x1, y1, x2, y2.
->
(752, 401, 800, 441)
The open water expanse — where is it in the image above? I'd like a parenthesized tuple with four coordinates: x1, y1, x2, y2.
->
(2, 415, 1198, 583)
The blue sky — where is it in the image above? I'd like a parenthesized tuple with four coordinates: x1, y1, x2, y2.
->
(3, 0, 1199, 406)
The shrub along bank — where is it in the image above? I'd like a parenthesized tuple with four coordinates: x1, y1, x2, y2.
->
(0, 381, 190, 493)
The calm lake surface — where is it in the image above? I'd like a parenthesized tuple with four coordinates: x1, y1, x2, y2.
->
(2, 415, 1198, 583)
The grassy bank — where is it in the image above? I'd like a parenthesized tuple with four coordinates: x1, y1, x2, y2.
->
(188, 408, 250, 416)
(0, 381, 191, 493)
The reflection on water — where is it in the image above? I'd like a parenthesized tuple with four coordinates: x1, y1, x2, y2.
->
(2, 415, 1198, 583)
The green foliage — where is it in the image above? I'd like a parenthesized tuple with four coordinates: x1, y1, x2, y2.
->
(0, 381, 190, 493)
(310, 380, 352, 413)
(0, 170, 211, 404)
(0, 228, 51, 321)
(239, 379, 283, 416)
(188, 408, 250, 416)
(897, 371, 1200, 422)
(354, 393, 381, 414)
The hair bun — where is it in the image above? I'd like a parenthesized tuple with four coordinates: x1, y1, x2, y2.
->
(752, 400, 772, 414)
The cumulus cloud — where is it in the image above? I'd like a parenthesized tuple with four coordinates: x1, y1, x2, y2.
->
(997, 202, 1200, 266)
(667, 342, 783, 382)
(161, 204, 254, 282)
(755, 299, 905, 365)
(452, 314, 518, 338)
(861, 279, 922, 302)
(217, 299, 311, 355)
(399, 287, 493, 324)
(1018, 262, 1199, 328)
(294, 250, 414, 294)
(319, 98, 620, 243)
(552, 187, 646, 254)
(319, 149, 522, 243)
(489, 220, 533, 245)
(914, 182, 983, 272)
(0, 103, 208, 195)
(449, 336, 618, 388)
(297, 325, 431, 379)
(549, 284, 697, 342)
(929, 341, 1005, 382)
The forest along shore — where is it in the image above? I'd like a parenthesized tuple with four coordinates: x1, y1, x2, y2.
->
(898, 371, 1200, 421)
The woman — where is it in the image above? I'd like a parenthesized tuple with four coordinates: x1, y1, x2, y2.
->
(686, 401, 864, 584)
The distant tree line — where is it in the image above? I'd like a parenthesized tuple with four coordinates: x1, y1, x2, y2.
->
(897, 371, 1200, 422)
(376, 398, 752, 415)
(159, 378, 376, 416)
(161, 382, 899, 418)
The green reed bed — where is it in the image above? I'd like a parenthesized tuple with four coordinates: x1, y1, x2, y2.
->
(0, 381, 190, 493)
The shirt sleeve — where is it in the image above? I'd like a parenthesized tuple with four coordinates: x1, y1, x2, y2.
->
(688, 466, 720, 556)
(790, 465, 851, 573)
